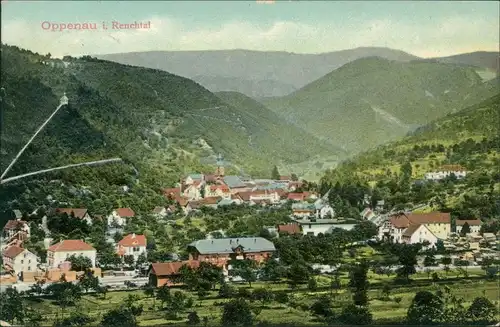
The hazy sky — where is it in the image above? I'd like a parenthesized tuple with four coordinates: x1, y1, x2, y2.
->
(2, 1, 499, 58)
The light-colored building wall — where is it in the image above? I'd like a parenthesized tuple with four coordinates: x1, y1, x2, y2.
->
(47, 250, 96, 269)
(3, 250, 39, 274)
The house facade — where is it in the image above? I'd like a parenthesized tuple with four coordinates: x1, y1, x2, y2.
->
(187, 237, 276, 270)
(107, 208, 135, 227)
(292, 202, 316, 218)
(3, 219, 31, 242)
(149, 261, 200, 287)
(381, 212, 451, 243)
(455, 219, 481, 235)
(204, 184, 231, 198)
(401, 224, 438, 248)
(2, 246, 39, 275)
(424, 165, 468, 181)
(116, 233, 147, 262)
(47, 240, 97, 269)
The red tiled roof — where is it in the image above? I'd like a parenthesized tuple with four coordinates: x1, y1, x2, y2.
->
(279, 176, 291, 181)
(176, 196, 189, 206)
(48, 240, 95, 252)
(209, 184, 230, 192)
(115, 208, 135, 217)
(403, 224, 422, 237)
(456, 219, 481, 226)
(150, 260, 200, 276)
(56, 208, 88, 219)
(440, 165, 466, 172)
(277, 223, 301, 234)
(118, 234, 147, 247)
(390, 216, 410, 229)
(2, 245, 25, 259)
(407, 212, 450, 224)
(205, 175, 217, 182)
(201, 197, 221, 205)
(3, 220, 27, 231)
(391, 212, 451, 228)
(287, 193, 305, 201)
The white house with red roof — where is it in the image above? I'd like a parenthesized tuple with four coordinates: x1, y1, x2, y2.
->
(56, 208, 92, 225)
(107, 208, 135, 227)
(2, 246, 39, 275)
(47, 240, 96, 269)
(204, 183, 231, 198)
(380, 212, 451, 243)
(116, 233, 147, 262)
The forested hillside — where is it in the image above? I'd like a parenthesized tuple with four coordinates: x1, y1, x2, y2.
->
(319, 94, 500, 222)
(0, 44, 336, 218)
(263, 57, 499, 154)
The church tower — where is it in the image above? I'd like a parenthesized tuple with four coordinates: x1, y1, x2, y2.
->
(215, 153, 225, 178)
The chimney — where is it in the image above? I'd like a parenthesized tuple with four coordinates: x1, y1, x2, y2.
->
(236, 238, 239, 243)
(254, 238, 256, 243)
(230, 239, 232, 244)
(132, 233, 136, 239)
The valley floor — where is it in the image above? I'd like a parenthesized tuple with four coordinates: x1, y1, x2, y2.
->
(28, 269, 499, 326)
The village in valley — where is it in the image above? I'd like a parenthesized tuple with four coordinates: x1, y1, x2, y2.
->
(1, 160, 498, 294)
(1, 2, 499, 325)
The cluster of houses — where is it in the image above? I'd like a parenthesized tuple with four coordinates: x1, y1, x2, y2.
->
(424, 164, 468, 181)
(0, 207, 147, 284)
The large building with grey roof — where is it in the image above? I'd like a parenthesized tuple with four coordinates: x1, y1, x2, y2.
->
(187, 237, 276, 269)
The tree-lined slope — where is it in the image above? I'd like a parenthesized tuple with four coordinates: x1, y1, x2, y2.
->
(263, 57, 499, 154)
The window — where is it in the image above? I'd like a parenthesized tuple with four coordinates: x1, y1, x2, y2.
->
(28, 266, 31, 271)
(28, 260, 31, 264)
(21, 260, 24, 264)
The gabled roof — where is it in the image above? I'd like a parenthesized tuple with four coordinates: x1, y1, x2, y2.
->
(187, 174, 204, 180)
(118, 234, 147, 247)
(114, 208, 135, 217)
(150, 260, 200, 276)
(56, 208, 89, 219)
(188, 237, 276, 254)
(456, 219, 481, 226)
(48, 240, 95, 252)
(407, 212, 450, 224)
(403, 224, 422, 237)
(223, 175, 246, 188)
(209, 184, 230, 192)
(217, 198, 235, 206)
(390, 212, 450, 228)
(3, 220, 27, 230)
(277, 223, 301, 234)
(163, 188, 180, 197)
(403, 224, 438, 239)
(2, 245, 26, 259)
(288, 193, 305, 201)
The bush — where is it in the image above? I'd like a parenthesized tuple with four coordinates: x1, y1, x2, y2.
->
(338, 304, 373, 325)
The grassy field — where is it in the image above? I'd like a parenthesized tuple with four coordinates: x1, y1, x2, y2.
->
(29, 270, 499, 326)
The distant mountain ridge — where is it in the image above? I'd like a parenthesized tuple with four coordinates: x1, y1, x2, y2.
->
(0, 44, 337, 183)
(95, 48, 498, 98)
(95, 47, 420, 97)
(428, 51, 499, 73)
(262, 57, 499, 154)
